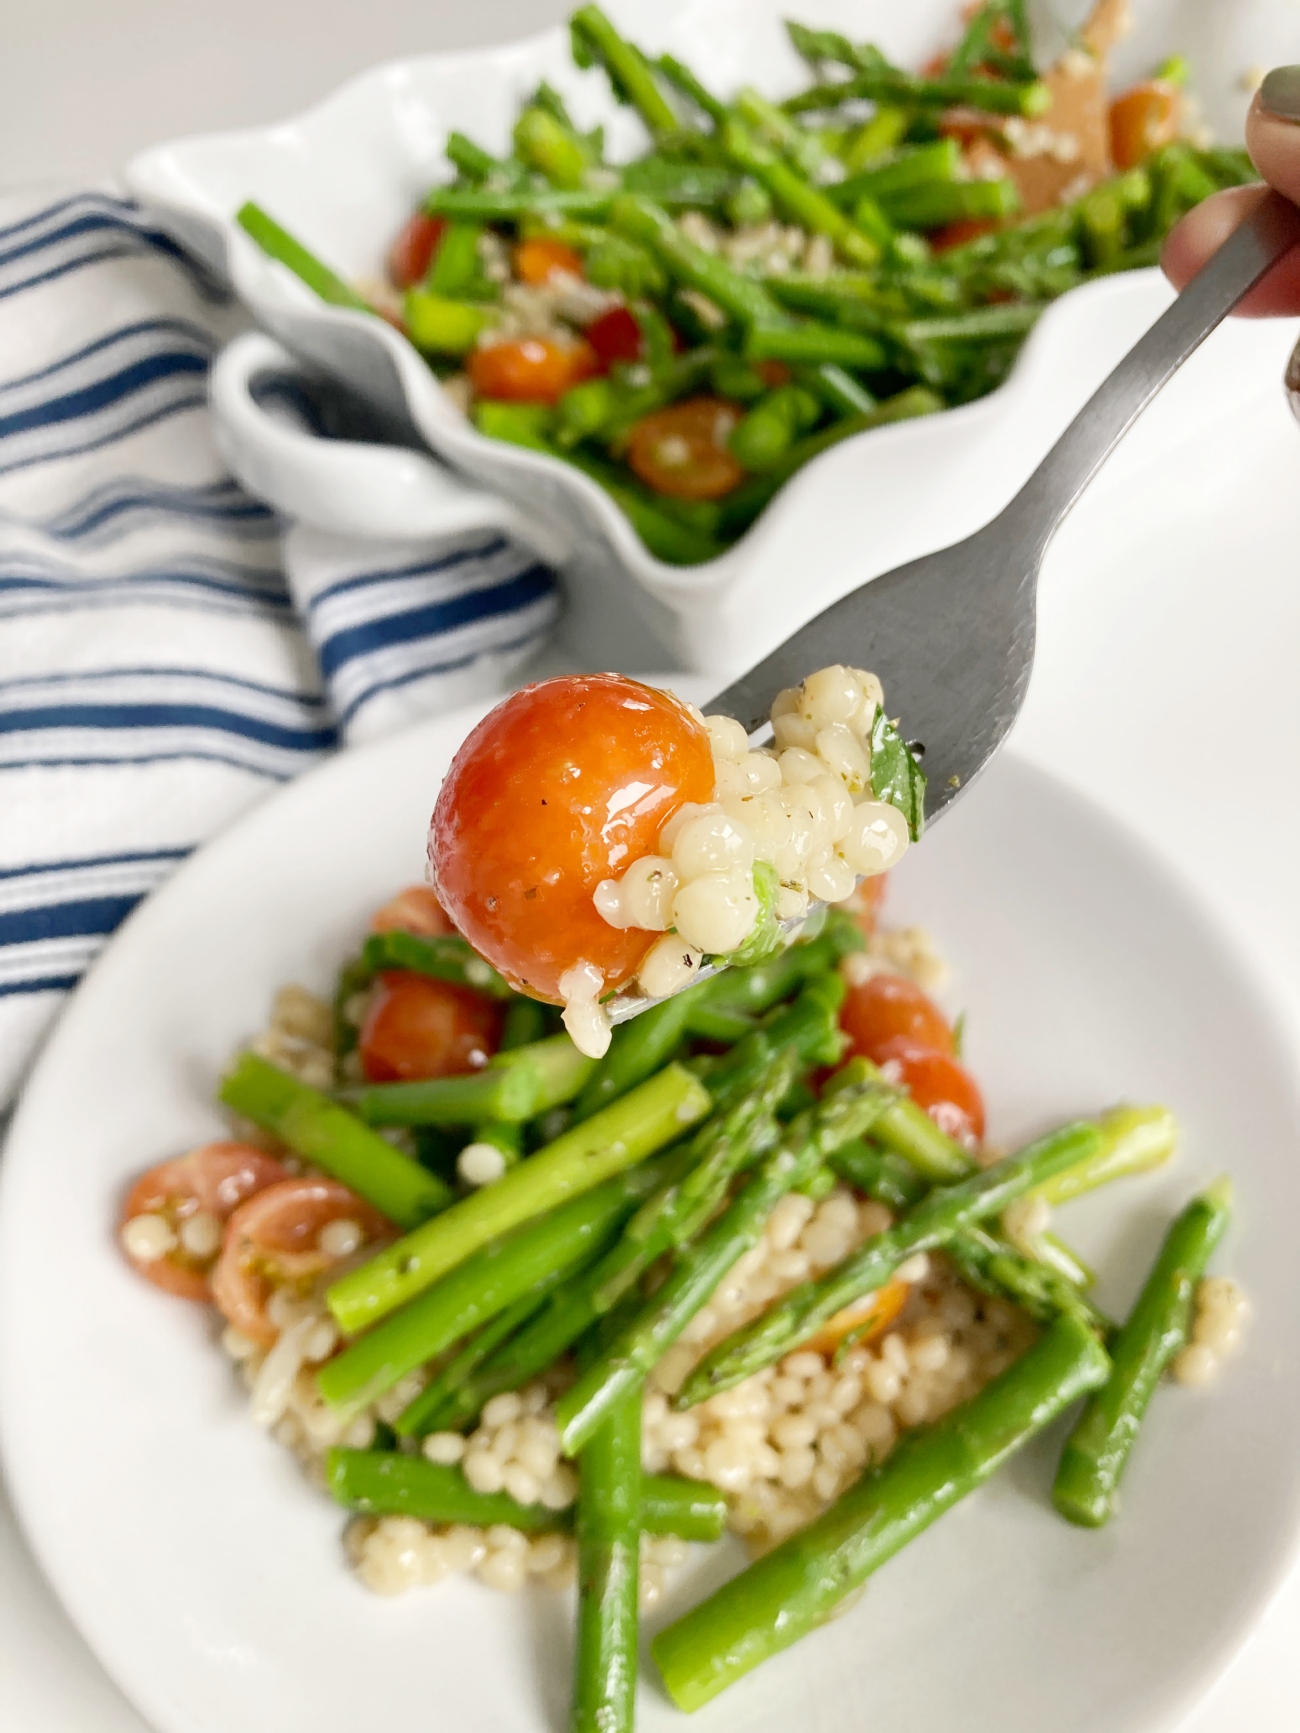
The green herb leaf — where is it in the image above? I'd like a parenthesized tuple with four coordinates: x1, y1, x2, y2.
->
(726, 861, 784, 968)
(870, 706, 927, 841)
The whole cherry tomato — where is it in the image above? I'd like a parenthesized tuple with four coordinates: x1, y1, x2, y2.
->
(388, 213, 447, 289)
(515, 237, 585, 285)
(120, 1142, 290, 1300)
(874, 1037, 985, 1148)
(626, 397, 745, 500)
(212, 1178, 390, 1345)
(841, 973, 954, 1064)
(429, 673, 716, 1001)
(359, 970, 502, 1082)
(468, 336, 599, 404)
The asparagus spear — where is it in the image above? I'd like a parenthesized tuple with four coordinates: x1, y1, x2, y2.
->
(343, 1034, 595, 1127)
(316, 1173, 638, 1414)
(719, 117, 880, 269)
(652, 1314, 1110, 1710)
(1032, 1105, 1178, 1206)
(675, 1118, 1104, 1407)
(236, 202, 373, 313)
(218, 1052, 452, 1228)
(556, 1073, 899, 1455)
(1053, 1179, 1232, 1528)
(569, 5, 681, 140)
(406, 1053, 796, 1435)
(610, 193, 789, 327)
(326, 1064, 712, 1335)
(784, 64, 1051, 120)
(356, 928, 512, 997)
(328, 1449, 725, 1540)
(572, 1375, 643, 1733)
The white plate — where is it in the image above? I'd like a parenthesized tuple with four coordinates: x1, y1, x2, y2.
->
(3, 700, 1300, 1733)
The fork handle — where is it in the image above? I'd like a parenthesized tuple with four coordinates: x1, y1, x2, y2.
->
(996, 190, 1300, 561)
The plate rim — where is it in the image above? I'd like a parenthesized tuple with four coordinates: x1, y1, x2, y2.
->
(3, 708, 1300, 1733)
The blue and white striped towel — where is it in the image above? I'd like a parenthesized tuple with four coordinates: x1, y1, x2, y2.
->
(0, 188, 560, 1108)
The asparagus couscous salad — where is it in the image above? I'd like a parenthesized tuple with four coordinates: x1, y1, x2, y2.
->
(120, 667, 1248, 1732)
(234, 1, 1254, 565)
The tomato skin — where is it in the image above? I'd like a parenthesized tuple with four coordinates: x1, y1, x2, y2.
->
(468, 337, 599, 404)
(585, 306, 644, 371)
(847, 872, 888, 937)
(370, 884, 454, 938)
(359, 970, 502, 1082)
(1110, 82, 1183, 171)
(874, 1037, 985, 1147)
(929, 217, 999, 254)
(389, 213, 447, 289)
(120, 1143, 290, 1300)
(627, 397, 746, 500)
(212, 1178, 390, 1345)
(841, 973, 954, 1064)
(515, 237, 585, 285)
(429, 674, 716, 1001)
(756, 359, 792, 388)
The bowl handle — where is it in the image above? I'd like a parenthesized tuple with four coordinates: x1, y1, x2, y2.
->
(208, 332, 569, 560)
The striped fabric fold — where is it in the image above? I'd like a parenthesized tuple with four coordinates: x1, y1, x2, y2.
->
(0, 187, 560, 1107)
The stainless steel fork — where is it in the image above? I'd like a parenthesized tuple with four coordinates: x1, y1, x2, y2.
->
(706, 192, 1300, 822)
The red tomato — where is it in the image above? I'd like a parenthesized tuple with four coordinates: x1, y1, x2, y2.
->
(1110, 82, 1183, 171)
(359, 970, 502, 1082)
(120, 1142, 290, 1300)
(370, 884, 454, 938)
(429, 674, 716, 1001)
(874, 1037, 985, 1148)
(515, 236, 585, 285)
(844, 873, 888, 939)
(929, 218, 999, 254)
(388, 213, 447, 289)
(626, 397, 746, 500)
(841, 973, 954, 1064)
(585, 305, 644, 371)
(212, 1178, 391, 1345)
(468, 337, 599, 404)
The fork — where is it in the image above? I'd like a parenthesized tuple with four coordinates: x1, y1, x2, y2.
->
(707, 192, 1300, 818)
(608, 191, 1300, 1023)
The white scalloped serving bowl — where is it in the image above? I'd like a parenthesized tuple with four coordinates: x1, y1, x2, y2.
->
(124, 0, 1284, 671)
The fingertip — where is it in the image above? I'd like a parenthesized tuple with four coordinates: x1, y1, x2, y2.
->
(1160, 185, 1271, 291)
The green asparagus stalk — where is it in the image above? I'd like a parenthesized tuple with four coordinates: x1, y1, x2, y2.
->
(569, 5, 680, 139)
(784, 65, 1051, 120)
(653, 1314, 1110, 1710)
(879, 178, 1020, 230)
(720, 117, 879, 268)
(947, 1224, 1113, 1336)
(1031, 1105, 1178, 1206)
(445, 130, 508, 183)
(556, 1073, 899, 1455)
(343, 1034, 595, 1127)
(744, 321, 887, 370)
(1053, 1179, 1232, 1528)
(407, 1053, 796, 1435)
(218, 1052, 452, 1228)
(326, 1064, 712, 1334)
(236, 202, 373, 313)
(515, 106, 590, 190)
(675, 1119, 1104, 1407)
(610, 193, 788, 327)
(499, 996, 551, 1050)
(357, 928, 513, 997)
(829, 139, 964, 210)
(426, 187, 615, 221)
(572, 987, 704, 1121)
(572, 1375, 643, 1733)
(316, 1175, 637, 1414)
(327, 1449, 724, 1540)
(728, 385, 822, 471)
(733, 86, 829, 178)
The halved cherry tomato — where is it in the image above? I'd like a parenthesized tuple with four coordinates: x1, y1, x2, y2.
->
(585, 305, 644, 371)
(212, 1177, 390, 1345)
(1110, 81, 1183, 171)
(359, 970, 502, 1082)
(120, 1142, 290, 1300)
(370, 883, 454, 938)
(845, 872, 888, 938)
(626, 397, 745, 500)
(874, 1037, 985, 1148)
(804, 1273, 912, 1356)
(468, 336, 599, 404)
(515, 236, 585, 285)
(388, 213, 447, 289)
(841, 973, 954, 1064)
(430, 673, 716, 1001)
(929, 217, 999, 254)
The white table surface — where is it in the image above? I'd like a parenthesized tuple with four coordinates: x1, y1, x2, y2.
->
(4, 2, 1300, 1728)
